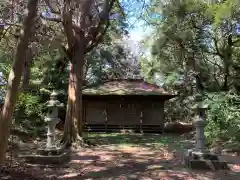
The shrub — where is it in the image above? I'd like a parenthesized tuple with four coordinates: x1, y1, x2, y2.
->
(205, 92, 240, 145)
(164, 94, 195, 122)
(14, 92, 45, 134)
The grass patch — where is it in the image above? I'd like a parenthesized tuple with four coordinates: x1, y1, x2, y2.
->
(85, 133, 190, 150)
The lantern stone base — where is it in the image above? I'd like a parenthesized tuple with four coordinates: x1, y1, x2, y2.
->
(184, 149, 229, 171)
(21, 148, 71, 165)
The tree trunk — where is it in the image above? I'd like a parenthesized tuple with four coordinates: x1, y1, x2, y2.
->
(61, 36, 85, 147)
(59, 0, 116, 148)
(22, 48, 33, 90)
(222, 36, 233, 91)
(0, 0, 38, 164)
(222, 63, 229, 90)
(222, 53, 232, 91)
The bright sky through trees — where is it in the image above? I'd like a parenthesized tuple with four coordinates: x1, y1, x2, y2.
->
(120, 0, 152, 42)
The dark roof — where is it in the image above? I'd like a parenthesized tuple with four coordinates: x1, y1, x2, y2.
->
(82, 79, 176, 96)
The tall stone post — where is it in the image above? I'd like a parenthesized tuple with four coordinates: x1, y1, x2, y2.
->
(184, 93, 229, 170)
(194, 93, 208, 151)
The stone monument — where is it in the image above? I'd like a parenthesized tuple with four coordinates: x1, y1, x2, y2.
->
(22, 91, 70, 164)
(184, 93, 229, 170)
(44, 90, 63, 149)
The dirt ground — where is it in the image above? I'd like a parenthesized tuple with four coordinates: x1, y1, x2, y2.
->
(1, 133, 240, 180)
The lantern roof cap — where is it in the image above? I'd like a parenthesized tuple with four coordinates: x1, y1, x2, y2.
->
(50, 90, 58, 97)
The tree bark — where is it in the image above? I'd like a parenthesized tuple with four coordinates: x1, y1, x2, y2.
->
(61, 36, 85, 146)
(61, 62, 79, 147)
(222, 46, 232, 91)
(22, 48, 33, 90)
(60, 0, 115, 147)
(60, 0, 90, 146)
(0, 0, 38, 164)
(222, 60, 230, 90)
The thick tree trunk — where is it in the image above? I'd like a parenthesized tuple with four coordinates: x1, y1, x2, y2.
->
(222, 64, 229, 90)
(222, 37, 233, 91)
(222, 53, 232, 91)
(61, 37, 85, 147)
(0, 0, 38, 164)
(60, 0, 114, 147)
(22, 48, 33, 90)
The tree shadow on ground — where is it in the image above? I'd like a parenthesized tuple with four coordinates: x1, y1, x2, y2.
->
(7, 133, 240, 180)
(58, 146, 184, 179)
(66, 160, 186, 180)
(56, 133, 239, 180)
(86, 133, 194, 152)
(60, 146, 240, 180)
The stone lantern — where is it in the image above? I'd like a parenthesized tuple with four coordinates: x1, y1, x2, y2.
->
(184, 93, 229, 170)
(21, 90, 70, 164)
(193, 93, 208, 151)
(44, 90, 64, 149)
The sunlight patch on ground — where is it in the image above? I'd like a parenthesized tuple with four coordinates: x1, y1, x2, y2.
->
(6, 133, 240, 180)
(87, 133, 186, 150)
(146, 164, 165, 170)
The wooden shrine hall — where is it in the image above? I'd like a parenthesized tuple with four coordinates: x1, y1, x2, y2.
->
(82, 79, 176, 133)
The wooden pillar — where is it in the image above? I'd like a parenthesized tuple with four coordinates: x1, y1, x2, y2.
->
(104, 108, 108, 132)
(140, 106, 143, 134)
(83, 102, 87, 132)
(162, 102, 165, 133)
(120, 100, 123, 130)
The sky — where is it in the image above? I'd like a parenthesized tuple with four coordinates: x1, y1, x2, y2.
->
(128, 21, 152, 42)
(118, 0, 161, 59)
(120, 0, 153, 58)
(120, 0, 165, 84)
(122, 0, 152, 42)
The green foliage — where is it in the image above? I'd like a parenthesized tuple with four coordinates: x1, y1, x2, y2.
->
(205, 92, 240, 144)
(14, 92, 45, 134)
(0, 33, 13, 78)
(140, 0, 240, 148)
(143, 0, 240, 91)
(164, 96, 195, 122)
(211, 0, 240, 28)
(0, 0, 133, 137)
(16, 93, 43, 117)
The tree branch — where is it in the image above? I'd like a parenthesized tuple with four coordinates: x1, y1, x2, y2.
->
(213, 37, 224, 58)
(232, 38, 240, 45)
(44, 0, 61, 14)
(40, 13, 83, 34)
(40, 14, 61, 23)
(85, 21, 110, 54)
(42, 0, 117, 55)
(85, 0, 116, 54)
(62, 0, 74, 49)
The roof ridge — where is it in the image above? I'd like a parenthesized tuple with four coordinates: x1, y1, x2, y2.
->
(84, 78, 161, 89)
(82, 79, 176, 96)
